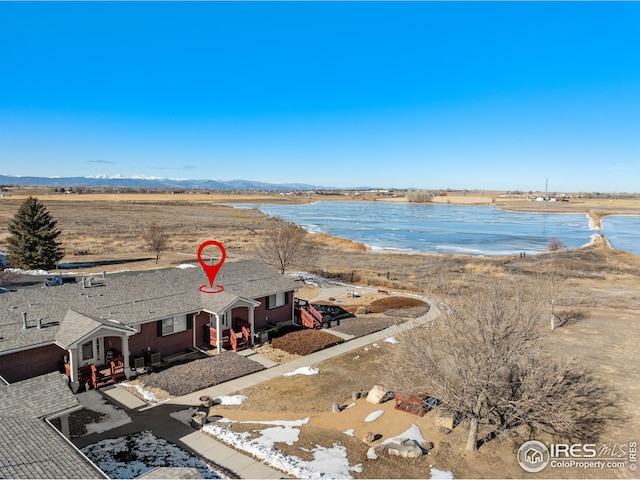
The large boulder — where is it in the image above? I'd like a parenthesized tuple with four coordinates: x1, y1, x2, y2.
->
(366, 385, 387, 404)
(386, 438, 423, 458)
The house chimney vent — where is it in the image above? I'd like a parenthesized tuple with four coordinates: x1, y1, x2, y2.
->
(22, 312, 27, 329)
(37, 319, 43, 329)
(102, 271, 107, 279)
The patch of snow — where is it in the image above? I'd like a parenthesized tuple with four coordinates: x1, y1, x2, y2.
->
(203, 423, 361, 478)
(82, 430, 225, 479)
(343, 429, 355, 437)
(366, 447, 378, 460)
(364, 410, 384, 423)
(6, 267, 49, 275)
(77, 390, 131, 434)
(343, 402, 356, 410)
(383, 336, 399, 344)
(119, 382, 167, 405)
(215, 395, 247, 405)
(177, 263, 197, 269)
(287, 271, 348, 288)
(372, 343, 380, 348)
(353, 355, 360, 360)
(254, 426, 301, 447)
(239, 418, 310, 427)
(381, 424, 425, 447)
(431, 467, 454, 479)
(284, 366, 319, 376)
(364, 347, 369, 352)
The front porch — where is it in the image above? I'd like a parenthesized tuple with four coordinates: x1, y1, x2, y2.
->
(208, 319, 251, 352)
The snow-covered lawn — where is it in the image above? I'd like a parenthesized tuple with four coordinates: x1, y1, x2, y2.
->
(203, 420, 362, 479)
(81, 431, 227, 479)
(215, 395, 247, 405)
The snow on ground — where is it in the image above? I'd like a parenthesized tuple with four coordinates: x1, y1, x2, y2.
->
(288, 272, 348, 288)
(283, 366, 319, 376)
(76, 390, 131, 434)
(6, 267, 49, 275)
(343, 402, 356, 410)
(82, 430, 226, 479)
(343, 429, 355, 437)
(364, 410, 385, 423)
(215, 395, 247, 405)
(366, 424, 427, 462)
(383, 336, 399, 344)
(372, 343, 380, 348)
(203, 419, 362, 479)
(119, 382, 167, 405)
(430, 467, 455, 479)
(177, 263, 197, 269)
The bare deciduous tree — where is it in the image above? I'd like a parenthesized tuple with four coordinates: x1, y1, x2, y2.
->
(547, 237, 568, 252)
(0, 269, 20, 288)
(386, 280, 616, 451)
(256, 219, 312, 274)
(144, 222, 169, 264)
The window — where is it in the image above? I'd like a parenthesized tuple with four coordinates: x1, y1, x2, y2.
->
(161, 315, 187, 336)
(81, 340, 93, 361)
(209, 312, 229, 328)
(266, 292, 287, 309)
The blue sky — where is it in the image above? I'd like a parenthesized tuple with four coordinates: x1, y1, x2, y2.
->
(1, 2, 639, 192)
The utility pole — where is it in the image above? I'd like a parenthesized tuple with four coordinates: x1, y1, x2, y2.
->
(545, 178, 548, 200)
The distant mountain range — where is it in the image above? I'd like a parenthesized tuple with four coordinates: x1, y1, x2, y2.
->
(0, 175, 339, 191)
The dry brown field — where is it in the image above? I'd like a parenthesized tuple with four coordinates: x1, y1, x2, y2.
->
(1, 190, 639, 478)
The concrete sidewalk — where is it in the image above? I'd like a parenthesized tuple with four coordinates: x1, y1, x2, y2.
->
(77, 286, 440, 479)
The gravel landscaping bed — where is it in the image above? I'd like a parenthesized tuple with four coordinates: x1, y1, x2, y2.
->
(271, 330, 344, 356)
(141, 351, 265, 397)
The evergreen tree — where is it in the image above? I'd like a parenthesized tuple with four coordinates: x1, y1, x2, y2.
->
(6, 197, 64, 270)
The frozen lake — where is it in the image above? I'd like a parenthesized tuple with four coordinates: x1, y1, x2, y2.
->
(231, 201, 627, 256)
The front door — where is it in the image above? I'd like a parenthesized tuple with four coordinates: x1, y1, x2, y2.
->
(79, 337, 104, 367)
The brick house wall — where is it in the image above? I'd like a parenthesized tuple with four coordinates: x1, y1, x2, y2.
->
(128, 321, 194, 358)
(254, 292, 294, 330)
(0, 344, 67, 383)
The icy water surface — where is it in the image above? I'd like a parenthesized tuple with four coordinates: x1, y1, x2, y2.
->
(232, 201, 638, 256)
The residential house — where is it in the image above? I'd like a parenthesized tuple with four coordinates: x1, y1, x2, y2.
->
(0, 260, 299, 392)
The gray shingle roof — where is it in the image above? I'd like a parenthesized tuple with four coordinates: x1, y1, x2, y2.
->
(0, 372, 105, 479)
(0, 415, 105, 479)
(0, 260, 299, 354)
(0, 371, 78, 418)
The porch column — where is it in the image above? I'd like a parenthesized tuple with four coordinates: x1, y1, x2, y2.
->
(212, 313, 222, 354)
(248, 307, 255, 347)
(67, 347, 79, 393)
(121, 334, 131, 379)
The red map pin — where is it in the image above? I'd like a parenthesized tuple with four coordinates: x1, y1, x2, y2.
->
(197, 240, 226, 294)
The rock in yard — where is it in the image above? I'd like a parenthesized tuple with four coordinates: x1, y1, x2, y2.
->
(366, 385, 388, 404)
(386, 438, 423, 458)
(363, 431, 375, 443)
